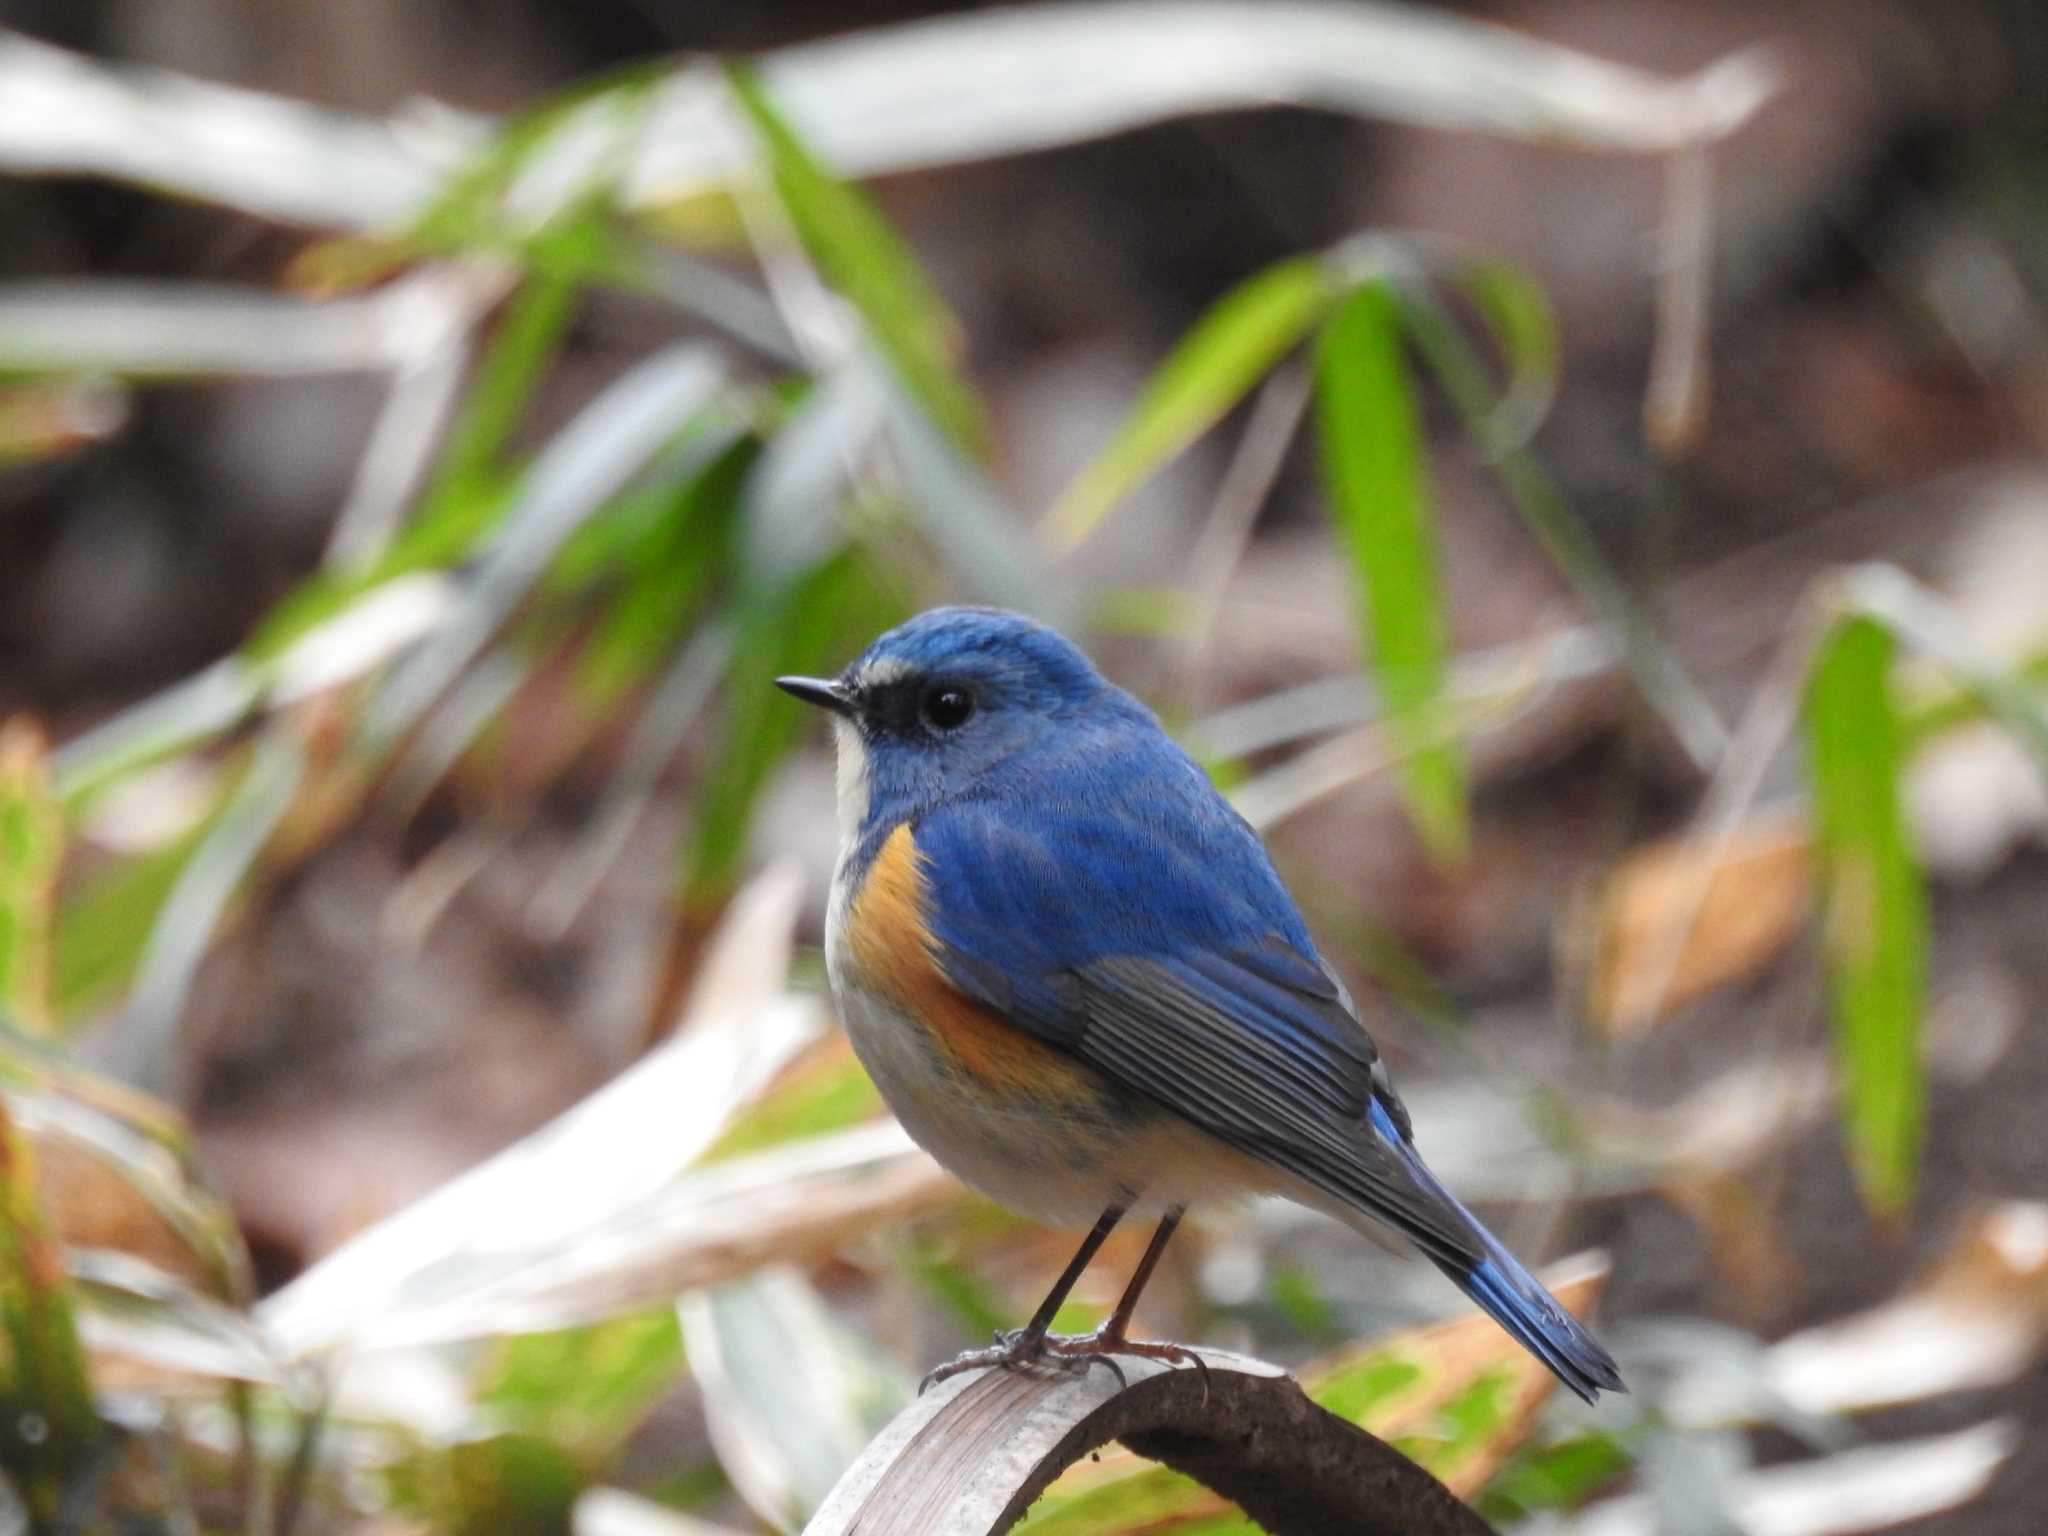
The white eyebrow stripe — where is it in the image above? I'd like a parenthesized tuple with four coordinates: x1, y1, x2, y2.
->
(858, 657, 913, 689)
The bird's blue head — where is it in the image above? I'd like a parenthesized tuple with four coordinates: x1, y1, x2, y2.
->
(777, 606, 1120, 835)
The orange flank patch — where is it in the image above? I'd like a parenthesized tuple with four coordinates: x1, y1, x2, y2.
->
(848, 824, 1096, 1098)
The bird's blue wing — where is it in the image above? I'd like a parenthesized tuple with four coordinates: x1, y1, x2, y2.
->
(913, 780, 1484, 1270)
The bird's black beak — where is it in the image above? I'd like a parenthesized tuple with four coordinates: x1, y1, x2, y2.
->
(775, 675, 856, 718)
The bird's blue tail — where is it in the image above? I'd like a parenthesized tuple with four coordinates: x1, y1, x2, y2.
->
(1367, 1102, 1624, 1403)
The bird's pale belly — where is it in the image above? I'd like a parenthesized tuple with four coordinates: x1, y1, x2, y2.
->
(828, 965, 1134, 1227)
(828, 955, 1277, 1228)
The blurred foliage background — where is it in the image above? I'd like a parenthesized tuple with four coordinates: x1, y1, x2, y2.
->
(1, 1, 2047, 1532)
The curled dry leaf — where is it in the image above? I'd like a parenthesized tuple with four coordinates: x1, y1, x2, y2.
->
(807, 1346, 1495, 1536)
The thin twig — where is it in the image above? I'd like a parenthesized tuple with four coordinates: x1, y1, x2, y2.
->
(1645, 145, 1715, 458)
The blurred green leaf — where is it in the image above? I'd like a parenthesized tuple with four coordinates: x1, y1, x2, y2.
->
(684, 549, 900, 907)
(53, 803, 225, 1023)
(411, 63, 667, 262)
(1395, 281, 1727, 769)
(1900, 649, 2048, 748)
(477, 1310, 685, 1468)
(1265, 1262, 1341, 1341)
(1456, 257, 1559, 451)
(701, 1044, 883, 1164)
(388, 1431, 583, 1536)
(297, 61, 665, 292)
(1315, 282, 1467, 864)
(1050, 256, 1336, 548)
(0, 722, 61, 1035)
(725, 61, 989, 454)
(1010, 1462, 1223, 1535)
(251, 245, 599, 665)
(10, 1061, 254, 1305)
(0, 1096, 100, 1529)
(568, 438, 753, 708)
(1391, 1368, 1517, 1484)
(412, 260, 585, 534)
(115, 734, 303, 1097)
(1478, 1430, 1632, 1522)
(1310, 1351, 1425, 1422)
(874, 362, 1053, 617)
(366, 344, 730, 747)
(904, 1240, 1012, 1343)
(1803, 615, 1927, 1219)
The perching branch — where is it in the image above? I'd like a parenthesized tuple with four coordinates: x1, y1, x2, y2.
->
(803, 1348, 1497, 1536)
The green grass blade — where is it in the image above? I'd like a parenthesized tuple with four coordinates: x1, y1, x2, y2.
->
(1314, 283, 1467, 864)
(1803, 615, 1927, 1219)
(725, 60, 988, 454)
(0, 723, 61, 1036)
(1050, 256, 1337, 548)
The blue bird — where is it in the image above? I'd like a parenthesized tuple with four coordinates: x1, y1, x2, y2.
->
(778, 606, 1622, 1401)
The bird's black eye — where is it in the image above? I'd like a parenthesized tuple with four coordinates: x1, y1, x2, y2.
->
(920, 685, 975, 732)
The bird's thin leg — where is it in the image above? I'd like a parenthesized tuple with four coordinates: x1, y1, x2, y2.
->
(1015, 1204, 1125, 1348)
(1097, 1204, 1182, 1342)
(919, 1204, 1125, 1392)
(1043, 1204, 1208, 1391)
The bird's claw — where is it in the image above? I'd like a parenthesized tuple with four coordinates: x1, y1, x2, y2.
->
(918, 1327, 1206, 1396)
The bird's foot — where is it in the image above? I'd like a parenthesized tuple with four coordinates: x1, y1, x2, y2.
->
(918, 1326, 1208, 1397)
(918, 1328, 1062, 1393)
(1043, 1329, 1210, 1400)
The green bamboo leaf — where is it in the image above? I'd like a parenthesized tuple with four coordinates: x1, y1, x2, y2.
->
(246, 267, 581, 664)
(1050, 256, 1336, 548)
(53, 810, 219, 1022)
(0, 722, 61, 1035)
(0, 1097, 99, 1529)
(568, 438, 753, 708)
(1394, 282, 1727, 769)
(725, 61, 989, 454)
(1803, 615, 1927, 1219)
(1314, 283, 1468, 864)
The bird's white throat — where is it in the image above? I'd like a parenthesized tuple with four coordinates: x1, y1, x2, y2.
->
(831, 716, 870, 843)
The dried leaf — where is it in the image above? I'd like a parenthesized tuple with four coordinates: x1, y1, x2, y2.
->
(256, 864, 824, 1356)
(681, 1268, 910, 1531)
(1587, 815, 1813, 1035)
(1765, 1200, 2048, 1415)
